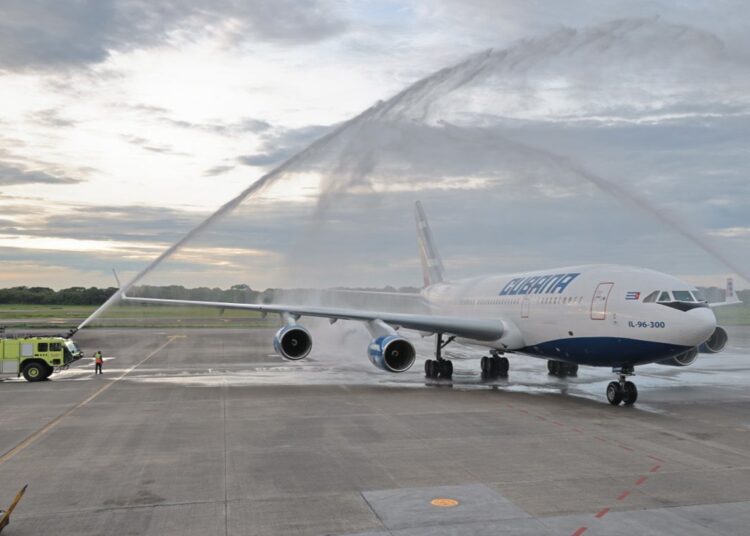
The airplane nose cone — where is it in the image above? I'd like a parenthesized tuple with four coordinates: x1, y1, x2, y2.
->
(686, 307, 717, 345)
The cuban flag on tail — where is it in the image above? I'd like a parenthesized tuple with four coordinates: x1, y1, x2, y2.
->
(626, 291, 641, 300)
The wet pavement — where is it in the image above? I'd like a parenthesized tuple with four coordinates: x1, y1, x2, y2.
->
(1, 325, 749, 535)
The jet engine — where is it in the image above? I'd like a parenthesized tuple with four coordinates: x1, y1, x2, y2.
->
(659, 347, 698, 367)
(367, 335, 416, 372)
(699, 326, 728, 354)
(273, 325, 312, 360)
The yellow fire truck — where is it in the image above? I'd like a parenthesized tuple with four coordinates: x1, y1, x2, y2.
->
(0, 336, 83, 382)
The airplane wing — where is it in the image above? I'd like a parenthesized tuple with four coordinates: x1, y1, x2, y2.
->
(121, 295, 504, 341)
(708, 299, 742, 308)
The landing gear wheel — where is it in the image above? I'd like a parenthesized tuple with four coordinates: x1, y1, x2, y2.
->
(480, 356, 489, 373)
(568, 363, 579, 377)
(606, 381, 623, 405)
(622, 381, 638, 405)
(497, 357, 509, 376)
(547, 360, 556, 375)
(438, 360, 453, 379)
(22, 362, 45, 382)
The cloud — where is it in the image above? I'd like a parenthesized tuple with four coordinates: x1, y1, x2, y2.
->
(0, 204, 204, 244)
(120, 134, 189, 156)
(28, 108, 78, 127)
(0, 0, 349, 71)
(238, 124, 333, 167)
(203, 165, 235, 177)
(160, 116, 272, 136)
(0, 162, 81, 185)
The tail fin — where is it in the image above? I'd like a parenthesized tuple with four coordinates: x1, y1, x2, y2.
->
(414, 201, 445, 286)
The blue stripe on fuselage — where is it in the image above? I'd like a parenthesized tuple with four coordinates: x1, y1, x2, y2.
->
(520, 337, 691, 367)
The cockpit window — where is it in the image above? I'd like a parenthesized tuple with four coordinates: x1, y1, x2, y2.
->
(643, 291, 659, 303)
(691, 290, 706, 302)
(658, 291, 671, 302)
(672, 290, 694, 302)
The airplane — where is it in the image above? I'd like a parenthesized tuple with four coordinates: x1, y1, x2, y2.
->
(119, 201, 739, 406)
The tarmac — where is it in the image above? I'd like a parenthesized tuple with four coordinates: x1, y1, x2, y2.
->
(1, 325, 749, 535)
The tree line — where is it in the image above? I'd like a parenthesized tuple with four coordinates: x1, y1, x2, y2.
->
(0, 284, 263, 305)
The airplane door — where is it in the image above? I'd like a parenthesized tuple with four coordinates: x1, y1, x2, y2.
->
(590, 282, 614, 320)
(521, 297, 530, 318)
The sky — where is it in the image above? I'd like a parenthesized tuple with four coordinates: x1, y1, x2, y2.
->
(1, 1, 749, 291)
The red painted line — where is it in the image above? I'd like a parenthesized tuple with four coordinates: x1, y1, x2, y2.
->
(595, 436, 608, 443)
(552, 421, 565, 427)
(572, 427, 584, 433)
(649, 464, 662, 473)
(536, 415, 547, 421)
(648, 455, 665, 463)
(595, 507, 610, 519)
(635, 476, 648, 486)
(571, 527, 588, 536)
(519, 409, 529, 414)
(617, 491, 630, 501)
(618, 444, 635, 452)
(507, 403, 514, 408)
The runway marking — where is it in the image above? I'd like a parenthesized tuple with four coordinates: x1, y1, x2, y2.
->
(0, 336, 176, 466)
(595, 507, 610, 518)
(430, 498, 459, 507)
(495, 399, 668, 536)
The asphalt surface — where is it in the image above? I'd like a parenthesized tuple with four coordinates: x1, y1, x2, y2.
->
(1, 325, 749, 535)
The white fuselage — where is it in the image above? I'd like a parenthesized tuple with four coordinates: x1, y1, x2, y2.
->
(421, 264, 716, 367)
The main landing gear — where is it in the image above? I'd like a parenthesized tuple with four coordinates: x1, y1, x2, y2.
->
(547, 360, 578, 377)
(481, 351, 509, 379)
(606, 367, 638, 406)
(424, 333, 455, 379)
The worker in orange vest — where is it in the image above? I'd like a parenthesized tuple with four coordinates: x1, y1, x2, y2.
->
(94, 351, 103, 374)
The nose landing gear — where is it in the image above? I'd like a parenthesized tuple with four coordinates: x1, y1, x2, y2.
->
(607, 367, 638, 406)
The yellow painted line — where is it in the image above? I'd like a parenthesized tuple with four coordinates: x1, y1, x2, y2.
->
(0, 336, 177, 466)
(430, 498, 459, 507)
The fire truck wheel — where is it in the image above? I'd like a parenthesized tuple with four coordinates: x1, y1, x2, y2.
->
(22, 361, 46, 382)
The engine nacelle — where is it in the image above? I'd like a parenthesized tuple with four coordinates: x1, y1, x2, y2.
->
(273, 325, 312, 360)
(659, 347, 698, 367)
(699, 326, 728, 354)
(367, 335, 416, 373)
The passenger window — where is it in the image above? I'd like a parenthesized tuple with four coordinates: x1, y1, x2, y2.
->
(37, 342, 48, 352)
(672, 290, 694, 302)
(658, 291, 671, 302)
(643, 291, 659, 303)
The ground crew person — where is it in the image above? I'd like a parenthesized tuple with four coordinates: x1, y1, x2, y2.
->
(94, 351, 103, 374)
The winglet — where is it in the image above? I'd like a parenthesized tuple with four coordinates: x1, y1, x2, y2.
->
(112, 268, 121, 289)
(415, 201, 445, 287)
(726, 277, 741, 304)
